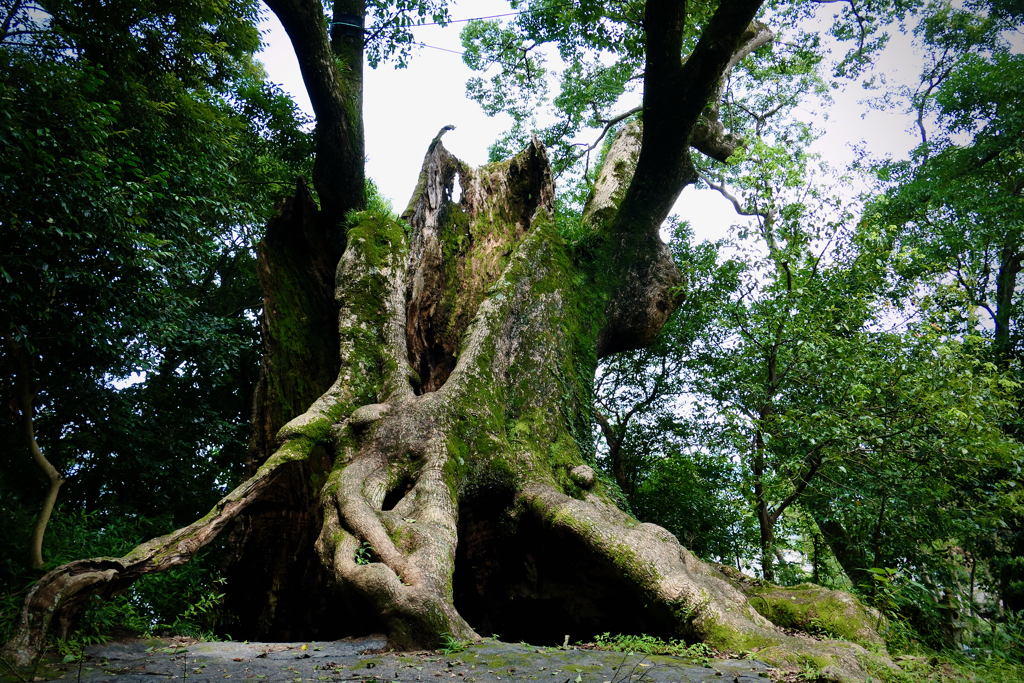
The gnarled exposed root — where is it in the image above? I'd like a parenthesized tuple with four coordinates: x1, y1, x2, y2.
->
(520, 483, 776, 642)
(315, 395, 477, 648)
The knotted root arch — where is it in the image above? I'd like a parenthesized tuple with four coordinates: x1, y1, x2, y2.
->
(4, 130, 892, 683)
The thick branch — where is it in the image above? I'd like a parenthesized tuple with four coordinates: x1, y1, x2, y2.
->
(614, 0, 766, 234)
(582, 121, 683, 357)
(690, 119, 744, 162)
(692, 22, 774, 162)
(265, 0, 365, 227)
(994, 237, 1023, 365)
(710, 21, 774, 117)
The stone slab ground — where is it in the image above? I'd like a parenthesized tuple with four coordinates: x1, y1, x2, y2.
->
(2, 637, 771, 683)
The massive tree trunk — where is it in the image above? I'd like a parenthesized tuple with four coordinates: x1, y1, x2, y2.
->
(3, 1, 894, 680)
(1, 125, 891, 682)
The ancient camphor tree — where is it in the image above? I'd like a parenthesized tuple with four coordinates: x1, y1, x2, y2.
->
(4, 0, 893, 679)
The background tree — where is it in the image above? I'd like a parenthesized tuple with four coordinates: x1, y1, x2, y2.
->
(873, 0, 1024, 369)
(868, 0, 1024, 618)
(593, 221, 740, 501)
(592, 220, 754, 563)
(0, 0, 312, 636)
(588, 0, 1024, 618)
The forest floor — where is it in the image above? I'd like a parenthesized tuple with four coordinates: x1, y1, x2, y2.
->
(1, 636, 772, 683)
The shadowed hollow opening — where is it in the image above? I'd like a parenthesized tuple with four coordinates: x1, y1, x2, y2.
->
(453, 489, 672, 645)
(382, 477, 414, 511)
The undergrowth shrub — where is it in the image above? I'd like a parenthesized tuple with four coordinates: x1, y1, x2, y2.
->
(589, 632, 716, 661)
(854, 569, 1024, 683)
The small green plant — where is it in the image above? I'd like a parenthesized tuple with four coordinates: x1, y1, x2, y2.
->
(796, 659, 824, 682)
(879, 613, 917, 654)
(590, 632, 716, 661)
(354, 542, 373, 566)
(862, 567, 900, 629)
(805, 614, 842, 640)
(55, 633, 111, 662)
(165, 580, 228, 640)
(439, 632, 470, 655)
(685, 642, 716, 661)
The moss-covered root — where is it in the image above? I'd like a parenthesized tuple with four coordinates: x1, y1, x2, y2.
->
(520, 483, 895, 683)
(1, 217, 408, 661)
(320, 500, 478, 650)
(0, 442, 317, 667)
(520, 483, 774, 642)
(312, 392, 479, 650)
(3, 194, 416, 664)
(746, 584, 886, 651)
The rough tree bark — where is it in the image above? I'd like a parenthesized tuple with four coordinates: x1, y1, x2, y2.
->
(4, 1, 895, 680)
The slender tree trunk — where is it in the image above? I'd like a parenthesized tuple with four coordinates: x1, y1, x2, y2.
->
(758, 525, 775, 582)
(808, 508, 872, 589)
(752, 314, 783, 584)
(3, 323, 63, 570)
(24, 403, 62, 571)
(594, 412, 631, 500)
(754, 431, 775, 583)
(27, 443, 62, 571)
(870, 491, 887, 573)
(812, 533, 820, 585)
(993, 235, 1022, 366)
(754, 475, 773, 583)
(968, 551, 976, 617)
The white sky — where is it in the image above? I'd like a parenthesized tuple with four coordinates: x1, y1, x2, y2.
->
(255, 1, 924, 244)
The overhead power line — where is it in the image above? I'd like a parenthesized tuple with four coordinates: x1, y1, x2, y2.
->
(415, 1, 580, 26)
(329, 3, 579, 57)
(413, 41, 464, 55)
(412, 11, 523, 27)
(330, 2, 578, 31)
(329, 10, 520, 32)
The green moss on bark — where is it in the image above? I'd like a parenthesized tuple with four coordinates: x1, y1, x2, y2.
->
(749, 585, 884, 651)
